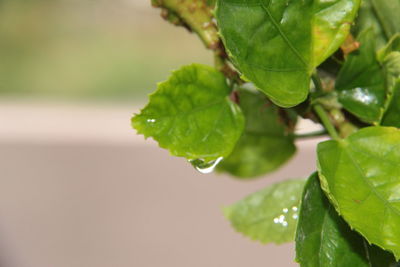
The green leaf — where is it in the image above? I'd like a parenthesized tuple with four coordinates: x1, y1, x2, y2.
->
(369, 0, 400, 40)
(216, 0, 360, 107)
(132, 64, 245, 162)
(317, 126, 400, 259)
(354, 0, 400, 49)
(379, 35, 400, 127)
(382, 82, 400, 127)
(224, 179, 305, 244)
(335, 29, 386, 124)
(296, 173, 369, 267)
(217, 89, 296, 178)
(378, 35, 400, 65)
(296, 173, 398, 266)
(353, 0, 388, 49)
(383, 52, 400, 77)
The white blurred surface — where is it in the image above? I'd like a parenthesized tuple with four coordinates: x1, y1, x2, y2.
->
(0, 101, 322, 144)
(0, 102, 323, 267)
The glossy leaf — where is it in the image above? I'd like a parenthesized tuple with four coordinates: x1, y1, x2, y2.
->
(296, 173, 369, 267)
(225, 179, 305, 244)
(216, 0, 360, 107)
(335, 29, 386, 124)
(217, 89, 296, 178)
(132, 64, 245, 162)
(317, 126, 400, 259)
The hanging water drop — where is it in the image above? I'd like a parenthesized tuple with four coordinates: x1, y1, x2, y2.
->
(189, 157, 224, 174)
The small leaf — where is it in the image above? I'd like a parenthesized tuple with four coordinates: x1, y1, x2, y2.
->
(132, 64, 245, 162)
(224, 179, 305, 244)
(296, 173, 369, 267)
(216, 0, 360, 107)
(335, 29, 386, 124)
(317, 126, 400, 259)
(217, 89, 296, 178)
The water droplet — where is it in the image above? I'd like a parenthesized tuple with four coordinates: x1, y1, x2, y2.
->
(282, 208, 289, 213)
(147, 119, 156, 123)
(292, 206, 298, 212)
(273, 214, 288, 227)
(292, 214, 298, 220)
(189, 157, 223, 174)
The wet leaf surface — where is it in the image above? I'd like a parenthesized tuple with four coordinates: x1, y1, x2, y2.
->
(335, 29, 386, 124)
(224, 179, 305, 244)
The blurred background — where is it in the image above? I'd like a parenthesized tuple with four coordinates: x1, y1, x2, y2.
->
(0, 1, 317, 266)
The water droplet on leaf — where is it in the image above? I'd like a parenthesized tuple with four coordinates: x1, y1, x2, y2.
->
(189, 157, 224, 174)
(272, 205, 300, 228)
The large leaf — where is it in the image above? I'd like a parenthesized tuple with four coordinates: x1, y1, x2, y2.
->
(132, 64, 245, 162)
(296, 173, 369, 267)
(317, 126, 400, 259)
(217, 89, 296, 178)
(216, 0, 360, 107)
(224, 179, 305, 244)
(335, 29, 386, 124)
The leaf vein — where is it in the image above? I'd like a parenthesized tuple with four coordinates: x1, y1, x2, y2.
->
(345, 148, 400, 217)
(260, 0, 308, 68)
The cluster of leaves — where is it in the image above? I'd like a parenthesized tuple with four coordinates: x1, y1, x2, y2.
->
(133, 0, 400, 265)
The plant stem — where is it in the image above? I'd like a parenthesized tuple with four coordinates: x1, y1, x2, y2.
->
(294, 130, 328, 139)
(152, 0, 220, 50)
(311, 72, 324, 93)
(313, 104, 340, 140)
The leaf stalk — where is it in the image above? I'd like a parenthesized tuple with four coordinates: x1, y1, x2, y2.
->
(313, 104, 340, 140)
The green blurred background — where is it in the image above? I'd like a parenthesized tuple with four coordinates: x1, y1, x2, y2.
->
(0, 0, 212, 103)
